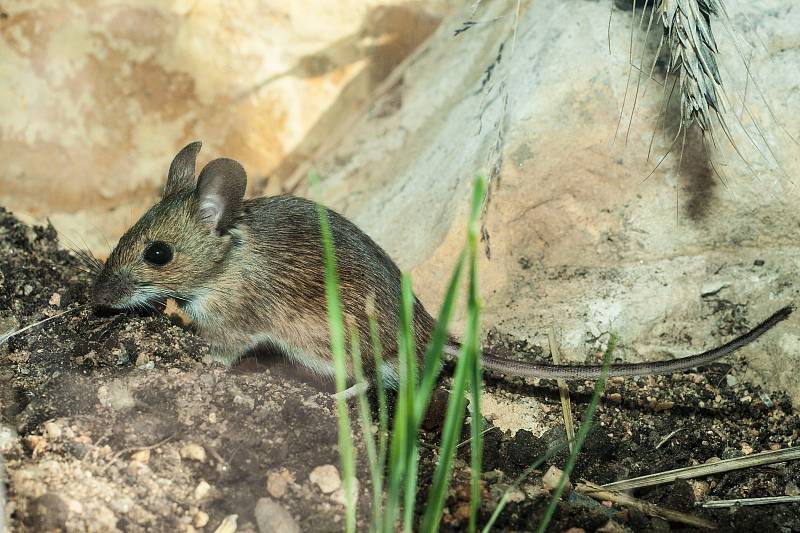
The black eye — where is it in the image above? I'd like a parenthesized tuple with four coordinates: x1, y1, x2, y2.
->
(143, 241, 173, 266)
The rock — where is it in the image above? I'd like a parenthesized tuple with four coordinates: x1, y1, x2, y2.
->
(266, 471, 288, 498)
(331, 478, 359, 506)
(299, 0, 800, 406)
(131, 449, 151, 463)
(49, 292, 61, 306)
(98, 379, 136, 410)
(194, 511, 210, 528)
(309, 464, 341, 494)
(43, 421, 62, 440)
(542, 465, 569, 492)
(180, 443, 207, 463)
(233, 394, 256, 410)
(254, 497, 300, 533)
(597, 520, 625, 533)
(27, 493, 69, 531)
(195, 480, 212, 500)
(213, 514, 238, 533)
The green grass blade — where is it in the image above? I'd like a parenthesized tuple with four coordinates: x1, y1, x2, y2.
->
(367, 313, 389, 503)
(399, 274, 419, 532)
(467, 261, 483, 533)
(534, 333, 618, 533)
(420, 176, 487, 533)
(413, 250, 465, 424)
(313, 173, 356, 533)
(349, 327, 382, 532)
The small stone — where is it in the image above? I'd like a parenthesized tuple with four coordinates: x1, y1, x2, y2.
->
(127, 460, 151, 477)
(688, 480, 710, 501)
(785, 481, 800, 496)
(28, 493, 69, 530)
(98, 380, 135, 410)
(597, 521, 625, 533)
(195, 480, 212, 500)
(110, 496, 134, 514)
(267, 472, 288, 498)
(208, 412, 217, 423)
(254, 497, 300, 533)
(194, 511, 210, 528)
(43, 421, 62, 440)
(607, 393, 622, 403)
(23, 284, 33, 296)
(453, 503, 470, 521)
(131, 449, 150, 463)
(309, 464, 341, 493)
(233, 394, 255, 410)
(213, 514, 238, 533)
(741, 443, 754, 455)
(331, 478, 359, 506)
(542, 465, 569, 492)
(725, 374, 738, 387)
(49, 292, 61, 306)
(181, 443, 207, 463)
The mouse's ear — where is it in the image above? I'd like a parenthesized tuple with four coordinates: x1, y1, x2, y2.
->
(164, 141, 202, 197)
(194, 158, 247, 234)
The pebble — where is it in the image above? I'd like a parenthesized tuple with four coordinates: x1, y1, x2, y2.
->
(49, 292, 61, 306)
(195, 480, 212, 500)
(331, 478, 359, 506)
(194, 511, 210, 528)
(27, 493, 69, 530)
(213, 514, 238, 533)
(180, 443, 207, 463)
(43, 421, 62, 440)
(741, 443, 754, 455)
(98, 380, 136, 410)
(254, 497, 300, 533)
(309, 464, 341, 493)
(597, 522, 625, 533)
(542, 465, 569, 492)
(131, 449, 151, 463)
(233, 394, 256, 410)
(266, 471, 288, 498)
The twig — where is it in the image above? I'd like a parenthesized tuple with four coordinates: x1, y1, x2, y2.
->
(577, 480, 716, 529)
(99, 433, 178, 473)
(603, 445, 800, 490)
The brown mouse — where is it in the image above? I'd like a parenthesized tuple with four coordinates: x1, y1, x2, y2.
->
(92, 141, 793, 386)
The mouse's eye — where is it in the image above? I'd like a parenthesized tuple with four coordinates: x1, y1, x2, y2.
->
(143, 241, 174, 266)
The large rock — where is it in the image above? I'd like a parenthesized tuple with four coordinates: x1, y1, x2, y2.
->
(298, 1, 800, 401)
(0, 0, 449, 250)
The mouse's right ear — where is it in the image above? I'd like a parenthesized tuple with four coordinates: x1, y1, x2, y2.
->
(163, 141, 202, 198)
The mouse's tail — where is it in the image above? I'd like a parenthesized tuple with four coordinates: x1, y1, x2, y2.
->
(445, 305, 793, 381)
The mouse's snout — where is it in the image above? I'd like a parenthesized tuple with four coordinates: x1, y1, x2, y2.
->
(91, 270, 126, 310)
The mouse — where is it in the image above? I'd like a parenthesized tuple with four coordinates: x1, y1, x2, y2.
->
(92, 141, 793, 387)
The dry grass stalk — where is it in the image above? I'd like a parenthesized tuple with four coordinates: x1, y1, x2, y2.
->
(548, 328, 575, 452)
(656, 0, 726, 135)
(603, 445, 800, 491)
(700, 495, 800, 509)
(577, 480, 716, 529)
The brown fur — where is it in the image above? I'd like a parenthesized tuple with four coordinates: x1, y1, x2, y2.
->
(94, 142, 435, 382)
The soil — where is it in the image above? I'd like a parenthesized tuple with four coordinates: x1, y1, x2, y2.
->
(1, 207, 799, 532)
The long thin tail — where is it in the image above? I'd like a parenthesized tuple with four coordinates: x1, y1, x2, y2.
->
(448, 305, 793, 381)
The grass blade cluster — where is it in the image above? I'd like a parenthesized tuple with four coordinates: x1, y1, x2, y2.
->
(317, 175, 489, 532)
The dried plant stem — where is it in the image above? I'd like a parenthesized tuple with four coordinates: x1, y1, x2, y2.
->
(603, 445, 800, 491)
(577, 481, 716, 529)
